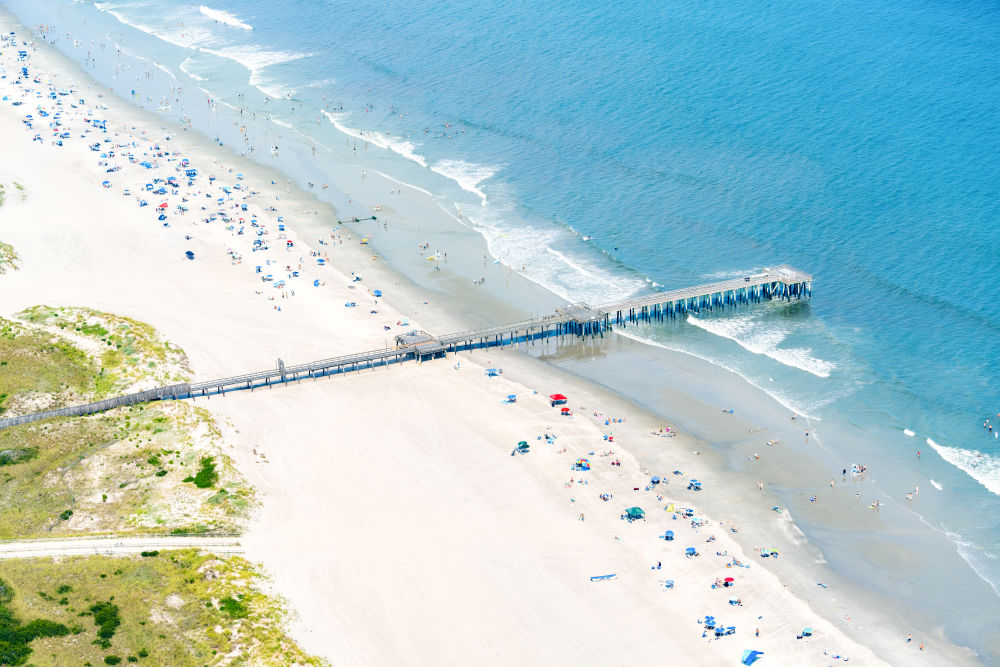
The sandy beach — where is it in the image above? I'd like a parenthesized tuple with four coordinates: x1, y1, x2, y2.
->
(0, 13, 981, 665)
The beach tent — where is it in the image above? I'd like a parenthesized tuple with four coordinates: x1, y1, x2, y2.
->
(185, 251, 195, 260)
(625, 507, 645, 521)
(574, 458, 590, 471)
(651, 476, 661, 485)
(313, 279, 320, 287)
(801, 627, 812, 637)
(549, 394, 568, 406)
(741, 650, 764, 665)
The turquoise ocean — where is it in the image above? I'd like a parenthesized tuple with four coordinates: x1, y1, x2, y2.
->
(5, 0, 1000, 657)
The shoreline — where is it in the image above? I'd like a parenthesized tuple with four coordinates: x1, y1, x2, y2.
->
(0, 9, 988, 664)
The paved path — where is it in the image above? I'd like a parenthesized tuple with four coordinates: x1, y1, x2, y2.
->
(0, 535, 243, 559)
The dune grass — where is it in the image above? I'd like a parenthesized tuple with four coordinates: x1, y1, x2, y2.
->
(0, 308, 247, 538)
(0, 551, 323, 666)
(0, 317, 96, 416)
(0, 402, 252, 539)
(15, 306, 191, 397)
(0, 242, 14, 274)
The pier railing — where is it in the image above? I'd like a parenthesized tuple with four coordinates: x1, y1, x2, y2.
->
(0, 265, 811, 429)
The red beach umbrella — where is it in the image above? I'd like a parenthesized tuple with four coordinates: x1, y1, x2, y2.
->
(157, 202, 168, 209)
(724, 577, 734, 583)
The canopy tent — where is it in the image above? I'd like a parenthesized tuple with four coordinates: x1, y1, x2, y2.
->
(625, 507, 645, 520)
(663, 530, 674, 541)
(685, 547, 697, 557)
(549, 394, 568, 406)
(741, 650, 764, 665)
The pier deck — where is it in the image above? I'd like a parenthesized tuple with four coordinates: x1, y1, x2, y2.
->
(0, 265, 812, 429)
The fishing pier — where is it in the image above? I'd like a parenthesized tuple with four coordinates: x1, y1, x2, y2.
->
(0, 265, 811, 429)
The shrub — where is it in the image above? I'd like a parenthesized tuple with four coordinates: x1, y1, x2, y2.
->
(59, 509, 73, 521)
(139, 551, 158, 558)
(191, 457, 218, 488)
(89, 601, 121, 642)
(0, 578, 69, 665)
(104, 656, 122, 665)
(217, 596, 247, 619)
(154, 470, 167, 477)
(0, 448, 38, 466)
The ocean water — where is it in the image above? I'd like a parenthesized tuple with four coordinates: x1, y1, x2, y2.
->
(5, 0, 1000, 653)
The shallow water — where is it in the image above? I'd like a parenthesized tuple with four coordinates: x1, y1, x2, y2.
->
(4, 0, 1000, 658)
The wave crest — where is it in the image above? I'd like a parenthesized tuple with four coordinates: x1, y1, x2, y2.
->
(927, 440, 1000, 496)
(687, 314, 835, 378)
(199, 6, 253, 31)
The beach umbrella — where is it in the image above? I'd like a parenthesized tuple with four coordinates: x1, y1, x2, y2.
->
(651, 476, 661, 484)
(724, 577, 734, 583)
(518, 441, 528, 446)
(561, 407, 570, 413)
(157, 202, 168, 209)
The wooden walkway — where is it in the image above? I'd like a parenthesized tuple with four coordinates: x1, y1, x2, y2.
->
(0, 265, 811, 429)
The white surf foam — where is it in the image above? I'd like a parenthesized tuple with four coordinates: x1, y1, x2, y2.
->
(201, 47, 307, 82)
(95, 3, 218, 50)
(321, 110, 428, 168)
(179, 57, 206, 81)
(930, 479, 943, 491)
(687, 314, 835, 378)
(903, 428, 915, 436)
(373, 170, 434, 197)
(927, 440, 1000, 496)
(612, 328, 824, 419)
(199, 6, 253, 31)
(429, 159, 498, 204)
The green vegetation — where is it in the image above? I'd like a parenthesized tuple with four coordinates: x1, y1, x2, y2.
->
(0, 576, 71, 666)
(0, 403, 252, 538)
(0, 317, 95, 415)
(88, 600, 121, 648)
(190, 456, 218, 489)
(14, 306, 191, 398)
(217, 596, 247, 619)
(0, 241, 17, 274)
(0, 552, 323, 665)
